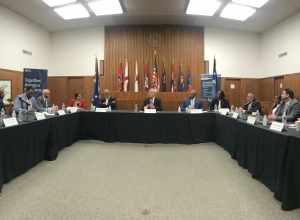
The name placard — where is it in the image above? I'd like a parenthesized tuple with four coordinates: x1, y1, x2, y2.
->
(57, 110, 66, 116)
(232, 112, 239, 119)
(247, 116, 256, 125)
(35, 112, 46, 120)
(219, 108, 230, 116)
(189, 109, 203, 114)
(144, 109, 157, 114)
(270, 121, 284, 132)
(95, 108, 109, 113)
(3, 117, 19, 127)
(67, 107, 78, 114)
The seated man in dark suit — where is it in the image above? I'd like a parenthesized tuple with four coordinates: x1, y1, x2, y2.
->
(143, 88, 162, 111)
(269, 88, 300, 123)
(242, 92, 262, 114)
(37, 89, 53, 110)
(209, 90, 230, 110)
(180, 89, 203, 112)
(0, 87, 4, 112)
(98, 89, 116, 110)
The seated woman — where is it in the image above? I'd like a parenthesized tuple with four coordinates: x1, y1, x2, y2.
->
(69, 93, 86, 108)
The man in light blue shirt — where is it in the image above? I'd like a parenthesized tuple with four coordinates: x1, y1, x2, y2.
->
(14, 86, 44, 113)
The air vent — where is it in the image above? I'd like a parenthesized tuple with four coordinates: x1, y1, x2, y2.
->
(278, 52, 287, 58)
(22, 50, 33, 56)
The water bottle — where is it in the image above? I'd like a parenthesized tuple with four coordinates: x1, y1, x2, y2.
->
(108, 105, 112, 112)
(177, 106, 181, 113)
(12, 110, 16, 118)
(282, 115, 287, 128)
(62, 103, 66, 111)
(134, 104, 138, 112)
(262, 115, 268, 126)
(255, 110, 260, 122)
(1, 108, 5, 118)
(214, 104, 218, 112)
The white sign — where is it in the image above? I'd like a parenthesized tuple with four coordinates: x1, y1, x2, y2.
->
(67, 107, 78, 114)
(270, 121, 284, 132)
(144, 109, 157, 114)
(230, 84, 235, 89)
(219, 108, 230, 116)
(35, 112, 46, 120)
(3, 117, 18, 127)
(96, 108, 109, 112)
(189, 109, 203, 114)
(57, 110, 66, 116)
(247, 116, 256, 125)
(232, 112, 239, 119)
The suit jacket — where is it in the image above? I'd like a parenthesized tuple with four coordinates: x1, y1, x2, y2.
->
(0, 97, 4, 112)
(243, 99, 262, 114)
(13, 93, 43, 112)
(209, 98, 230, 110)
(143, 97, 162, 111)
(275, 99, 300, 122)
(97, 96, 117, 110)
(181, 97, 203, 112)
(37, 95, 53, 109)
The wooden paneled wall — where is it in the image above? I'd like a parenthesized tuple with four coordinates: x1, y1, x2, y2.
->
(103, 25, 204, 92)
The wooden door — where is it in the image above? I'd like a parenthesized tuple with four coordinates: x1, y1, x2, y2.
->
(274, 76, 284, 97)
(224, 79, 241, 107)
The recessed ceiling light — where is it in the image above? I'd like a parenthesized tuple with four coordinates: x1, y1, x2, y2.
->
(54, 3, 90, 20)
(232, 0, 269, 8)
(43, 0, 77, 7)
(88, 0, 123, 16)
(186, 0, 222, 16)
(220, 3, 256, 21)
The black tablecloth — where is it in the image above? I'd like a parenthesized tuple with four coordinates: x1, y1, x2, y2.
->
(1, 111, 300, 211)
(80, 112, 215, 144)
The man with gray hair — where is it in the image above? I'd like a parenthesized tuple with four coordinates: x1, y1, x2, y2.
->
(242, 92, 262, 114)
(98, 89, 117, 110)
(143, 88, 162, 111)
(180, 89, 203, 112)
(37, 89, 53, 110)
(0, 87, 4, 112)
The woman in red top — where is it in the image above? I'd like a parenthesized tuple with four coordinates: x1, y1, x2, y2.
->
(69, 93, 86, 108)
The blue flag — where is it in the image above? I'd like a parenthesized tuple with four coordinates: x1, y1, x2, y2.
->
(92, 58, 100, 105)
(212, 56, 218, 96)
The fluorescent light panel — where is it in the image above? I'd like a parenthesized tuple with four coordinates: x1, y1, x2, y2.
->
(88, 0, 123, 16)
(186, 0, 222, 16)
(220, 3, 256, 21)
(232, 0, 269, 8)
(54, 3, 90, 20)
(43, 0, 77, 7)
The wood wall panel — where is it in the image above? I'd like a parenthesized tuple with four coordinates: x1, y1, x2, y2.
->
(284, 74, 300, 98)
(103, 25, 204, 93)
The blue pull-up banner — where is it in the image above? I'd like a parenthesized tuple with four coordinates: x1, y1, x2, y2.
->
(23, 68, 48, 98)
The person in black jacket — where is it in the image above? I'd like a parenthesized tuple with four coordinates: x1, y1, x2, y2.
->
(143, 88, 162, 111)
(0, 88, 4, 112)
(242, 93, 262, 114)
(209, 90, 230, 110)
(98, 89, 117, 110)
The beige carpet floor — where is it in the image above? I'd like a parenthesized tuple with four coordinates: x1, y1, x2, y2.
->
(0, 140, 300, 220)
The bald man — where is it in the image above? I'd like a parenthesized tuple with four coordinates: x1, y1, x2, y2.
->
(37, 89, 53, 110)
(180, 89, 203, 112)
(143, 88, 162, 111)
(98, 89, 116, 110)
(243, 92, 262, 114)
(0, 88, 4, 112)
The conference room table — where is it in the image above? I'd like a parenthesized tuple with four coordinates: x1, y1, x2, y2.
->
(0, 111, 300, 211)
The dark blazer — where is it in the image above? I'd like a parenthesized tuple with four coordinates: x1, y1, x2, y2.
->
(37, 96, 53, 109)
(0, 98, 4, 112)
(275, 99, 300, 122)
(143, 97, 162, 111)
(243, 99, 262, 114)
(209, 98, 230, 110)
(181, 97, 203, 112)
(97, 96, 117, 110)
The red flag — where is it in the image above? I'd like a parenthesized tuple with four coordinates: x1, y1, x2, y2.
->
(117, 63, 123, 91)
(151, 51, 159, 90)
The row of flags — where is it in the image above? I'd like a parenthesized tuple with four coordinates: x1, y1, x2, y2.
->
(116, 59, 193, 93)
(93, 56, 218, 102)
